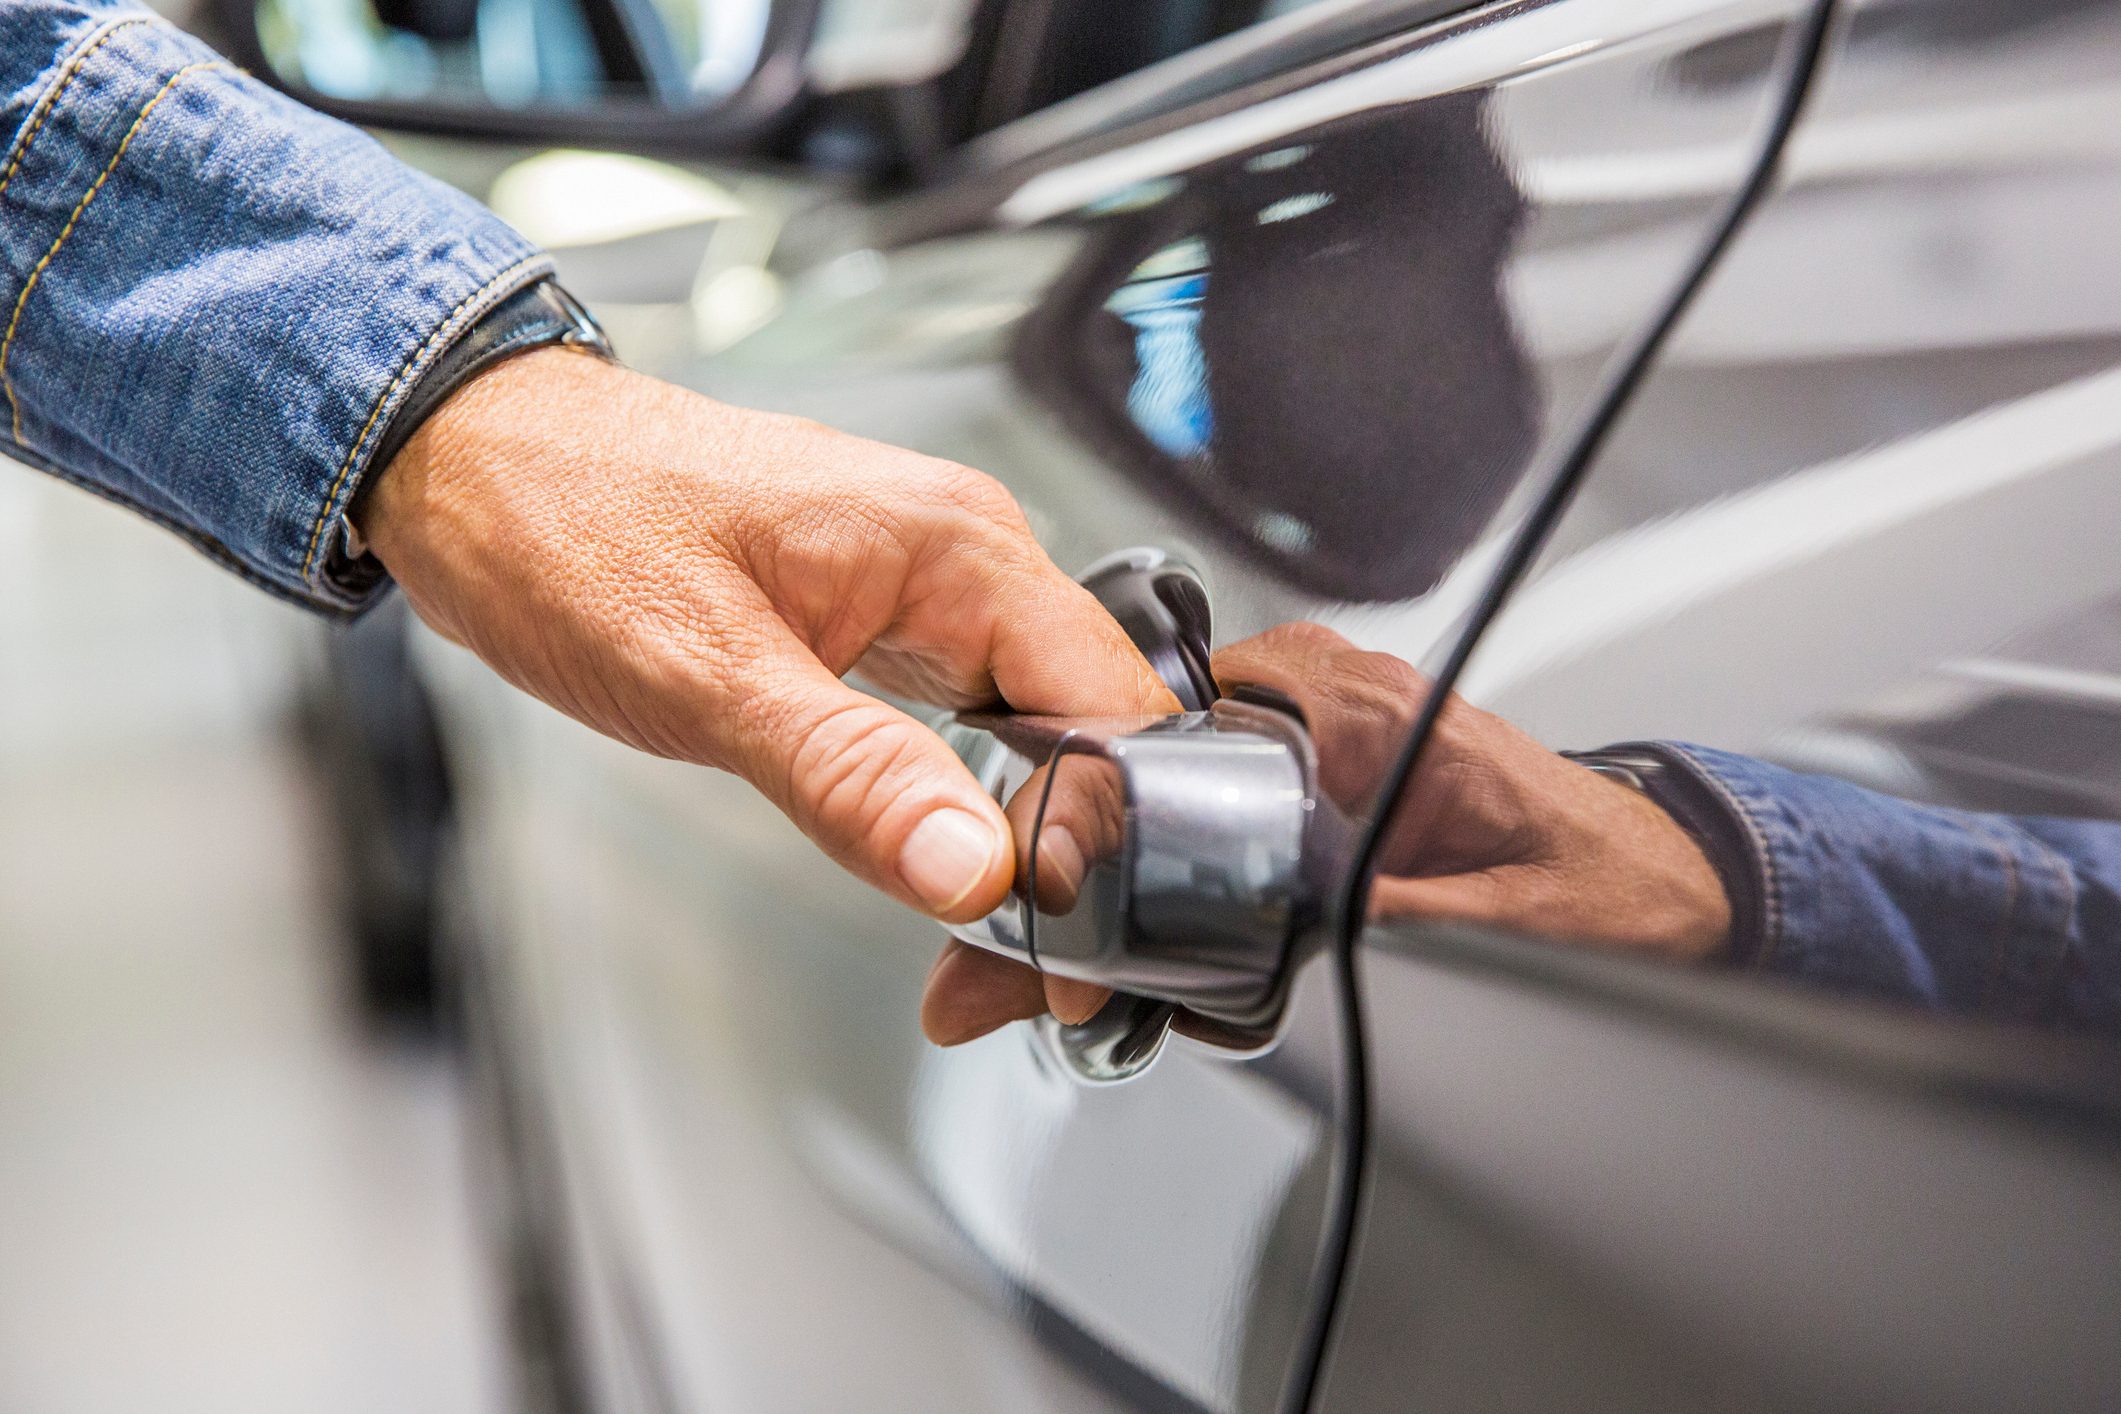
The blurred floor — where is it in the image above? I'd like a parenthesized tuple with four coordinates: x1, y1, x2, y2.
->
(0, 463, 506, 1413)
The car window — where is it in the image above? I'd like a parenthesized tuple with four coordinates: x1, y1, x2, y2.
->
(258, 0, 773, 106)
(1011, 0, 1336, 113)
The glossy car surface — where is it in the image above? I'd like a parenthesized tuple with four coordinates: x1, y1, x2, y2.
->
(387, 0, 2121, 1409)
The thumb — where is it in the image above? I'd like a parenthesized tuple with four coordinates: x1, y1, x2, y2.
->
(724, 631, 1016, 923)
(1366, 872, 1515, 928)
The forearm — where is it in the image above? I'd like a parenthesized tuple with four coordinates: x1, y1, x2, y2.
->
(1, 0, 546, 612)
(1620, 742, 2121, 1032)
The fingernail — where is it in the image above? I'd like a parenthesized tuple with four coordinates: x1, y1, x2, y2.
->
(931, 1016, 1007, 1048)
(900, 808, 1003, 914)
(1046, 978, 1110, 1025)
(1037, 825, 1085, 894)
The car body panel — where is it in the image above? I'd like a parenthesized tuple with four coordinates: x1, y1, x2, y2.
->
(428, 0, 1836, 1410)
(1327, 923, 2121, 1413)
(1328, 1, 2121, 1408)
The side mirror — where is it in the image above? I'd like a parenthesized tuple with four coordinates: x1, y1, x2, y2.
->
(214, 0, 822, 152)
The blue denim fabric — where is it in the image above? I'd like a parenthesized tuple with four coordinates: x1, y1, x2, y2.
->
(1659, 743, 2121, 1033)
(1, 1, 549, 613)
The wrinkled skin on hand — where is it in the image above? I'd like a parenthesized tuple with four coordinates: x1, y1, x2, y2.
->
(1216, 623, 1731, 955)
(920, 621, 1732, 1046)
(360, 349, 1178, 982)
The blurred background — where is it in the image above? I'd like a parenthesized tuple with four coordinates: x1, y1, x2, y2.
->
(0, 465, 507, 1411)
(0, 4, 743, 1396)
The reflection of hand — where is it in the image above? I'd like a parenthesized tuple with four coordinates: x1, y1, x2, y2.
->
(1216, 624, 1731, 960)
(361, 349, 1177, 931)
(922, 758, 1124, 1045)
(917, 620, 1734, 1048)
(1021, 752, 1129, 918)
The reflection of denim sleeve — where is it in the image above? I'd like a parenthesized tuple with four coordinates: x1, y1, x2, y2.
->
(1627, 742, 2121, 1032)
(2, 2, 548, 613)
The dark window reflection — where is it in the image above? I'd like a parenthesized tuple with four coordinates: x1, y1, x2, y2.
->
(1016, 93, 1537, 602)
(1008, 0, 1337, 118)
(261, 0, 615, 105)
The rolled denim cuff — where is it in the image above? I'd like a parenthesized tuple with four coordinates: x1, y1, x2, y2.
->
(1570, 743, 1768, 967)
(0, 6, 549, 615)
(1618, 741, 2081, 1022)
(330, 278, 614, 594)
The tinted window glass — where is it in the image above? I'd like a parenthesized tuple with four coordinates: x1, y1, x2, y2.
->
(1012, 0, 1335, 114)
(260, 0, 610, 104)
(257, 0, 770, 106)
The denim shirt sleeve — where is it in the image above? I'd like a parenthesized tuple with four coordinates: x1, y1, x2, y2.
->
(1635, 742, 2121, 1034)
(1, 1, 551, 613)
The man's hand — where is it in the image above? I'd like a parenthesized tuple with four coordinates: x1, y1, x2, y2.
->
(359, 348, 1176, 931)
(1215, 623, 1731, 959)
(916, 622, 1734, 1047)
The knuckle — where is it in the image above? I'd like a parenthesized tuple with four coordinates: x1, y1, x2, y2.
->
(1272, 620, 1347, 651)
(1347, 648, 1425, 701)
(934, 464, 1030, 534)
(1219, 621, 1324, 674)
(783, 698, 938, 847)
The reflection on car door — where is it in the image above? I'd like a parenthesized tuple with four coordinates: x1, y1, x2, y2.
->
(456, 1, 1834, 1409)
(1327, 2, 2121, 1409)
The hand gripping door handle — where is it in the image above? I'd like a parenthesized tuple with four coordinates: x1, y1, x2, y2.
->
(942, 550, 1343, 1047)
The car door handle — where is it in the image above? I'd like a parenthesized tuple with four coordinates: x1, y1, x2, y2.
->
(942, 550, 1344, 1035)
(1074, 547, 1218, 713)
(948, 701, 1331, 1028)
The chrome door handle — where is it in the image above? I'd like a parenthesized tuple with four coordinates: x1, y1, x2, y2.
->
(944, 701, 1330, 1029)
(1074, 547, 1218, 712)
(944, 546, 1343, 1034)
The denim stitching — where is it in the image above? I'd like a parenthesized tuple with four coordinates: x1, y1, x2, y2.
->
(0, 14, 150, 202)
(1, 59, 224, 442)
(2003, 819, 2081, 1015)
(332, 317, 586, 572)
(0, 431, 340, 614)
(340, 306, 573, 535)
(296, 253, 550, 582)
(1961, 816, 2021, 1011)
(1666, 743, 1784, 967)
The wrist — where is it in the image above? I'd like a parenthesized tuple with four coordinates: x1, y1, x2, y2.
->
(1572, 744, 1757, 963)
(356, 345, 592, 575)
(344, 279, 613, 567)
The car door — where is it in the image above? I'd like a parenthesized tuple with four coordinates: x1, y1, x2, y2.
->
(443, 1, 1834, 1410)
(1319, 1, 2121, 1409)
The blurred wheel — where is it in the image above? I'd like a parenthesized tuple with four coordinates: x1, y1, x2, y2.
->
(293, 596, 456, 1030)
